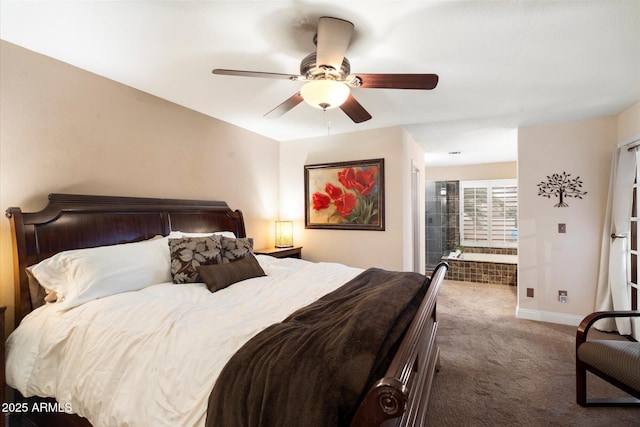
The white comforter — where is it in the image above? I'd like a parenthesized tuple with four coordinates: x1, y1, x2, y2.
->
(6, 256, 363, 427)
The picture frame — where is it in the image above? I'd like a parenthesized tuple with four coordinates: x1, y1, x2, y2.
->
(304, 158, 385, 231)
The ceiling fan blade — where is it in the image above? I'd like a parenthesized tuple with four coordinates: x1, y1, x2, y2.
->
(264, 92, 304, 119)
(352, 74, 439, 90)
(212, 69, 302, 81)
(315, 17, 354, 70)
(340, 94, 372, 123)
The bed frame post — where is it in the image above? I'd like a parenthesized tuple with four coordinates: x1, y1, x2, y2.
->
(6, 207, 30, 327)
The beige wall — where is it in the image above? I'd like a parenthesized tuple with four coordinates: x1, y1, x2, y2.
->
(0, 41, 280, 330)
(279, 126, 415, 272)
(426, 161, 517, 181)
(517, 115, 618, 324)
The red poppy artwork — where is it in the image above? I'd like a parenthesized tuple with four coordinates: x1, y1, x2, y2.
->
(304, 159, 385, 230)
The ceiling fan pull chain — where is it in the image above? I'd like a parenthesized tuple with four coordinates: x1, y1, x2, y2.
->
(324, 109, 331, 135)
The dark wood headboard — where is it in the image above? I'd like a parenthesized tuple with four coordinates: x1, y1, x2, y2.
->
(5, 193, 246, 325)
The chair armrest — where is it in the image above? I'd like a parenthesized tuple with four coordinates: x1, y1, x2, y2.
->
(576, 311, 640, 346)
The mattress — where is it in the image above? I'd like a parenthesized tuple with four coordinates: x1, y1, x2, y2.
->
(5, 255, 363, 427)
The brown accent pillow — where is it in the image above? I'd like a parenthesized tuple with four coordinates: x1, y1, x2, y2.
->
(169, 236, 223, 283)
(196, 254, 266, 292)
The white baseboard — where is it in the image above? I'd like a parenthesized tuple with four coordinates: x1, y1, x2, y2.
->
(516, 307, 584, 326)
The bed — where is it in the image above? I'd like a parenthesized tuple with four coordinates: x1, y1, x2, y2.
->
(4, 193, 448, 427)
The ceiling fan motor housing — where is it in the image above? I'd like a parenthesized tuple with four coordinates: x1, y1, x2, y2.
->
(300, 52, 351, 82)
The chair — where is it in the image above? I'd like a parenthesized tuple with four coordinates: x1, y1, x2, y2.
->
(576, 310, 640, 406)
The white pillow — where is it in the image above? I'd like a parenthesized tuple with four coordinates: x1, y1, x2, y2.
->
(30, 236, 171, 311)
(168, 230, 236, 238)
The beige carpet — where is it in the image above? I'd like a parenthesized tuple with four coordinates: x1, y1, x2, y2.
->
(425, 280, 639, 426)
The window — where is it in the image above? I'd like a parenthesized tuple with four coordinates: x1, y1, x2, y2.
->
(460, 179, 518, 248)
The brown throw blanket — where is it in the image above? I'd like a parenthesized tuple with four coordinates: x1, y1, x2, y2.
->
(205, 268, 429, 427)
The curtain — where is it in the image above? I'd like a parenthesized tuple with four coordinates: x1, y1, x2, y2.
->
(594, 146, 636, 334)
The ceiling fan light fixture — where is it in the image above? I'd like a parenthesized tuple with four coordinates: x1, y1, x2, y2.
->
(300, 80, 350, 110)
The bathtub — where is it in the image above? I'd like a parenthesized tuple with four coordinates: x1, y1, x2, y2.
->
(456, 252, 517, 264)
(441, 252, 518, 286)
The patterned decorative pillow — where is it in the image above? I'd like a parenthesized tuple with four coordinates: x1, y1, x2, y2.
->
(220, 236, 254, 264)
(169, 236, 223, 283)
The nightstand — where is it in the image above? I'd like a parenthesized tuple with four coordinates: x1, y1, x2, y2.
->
(254, 246, 302, 259)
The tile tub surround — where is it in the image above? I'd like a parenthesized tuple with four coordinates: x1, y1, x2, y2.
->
(440, 253, 518, 286)
(463, 247, 517, 255)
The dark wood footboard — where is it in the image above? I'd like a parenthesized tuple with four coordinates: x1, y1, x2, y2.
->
(351, 262, 448, 427)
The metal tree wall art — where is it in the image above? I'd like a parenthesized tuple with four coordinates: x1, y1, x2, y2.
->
(537, 172, 587, 207)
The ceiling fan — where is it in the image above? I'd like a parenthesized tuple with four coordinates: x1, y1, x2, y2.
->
(212, 16, 438, 123)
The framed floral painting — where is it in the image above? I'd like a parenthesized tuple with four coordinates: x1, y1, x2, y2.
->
(304, 158, 385, 230)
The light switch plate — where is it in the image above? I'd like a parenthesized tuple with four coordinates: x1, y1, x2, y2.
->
(558, 223, 566, 233)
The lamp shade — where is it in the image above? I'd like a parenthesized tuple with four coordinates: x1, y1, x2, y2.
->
(275, 221, 294, 248)
(300, 80, 350, 110)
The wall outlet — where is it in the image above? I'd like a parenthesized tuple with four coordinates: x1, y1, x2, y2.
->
(558, 223, 566, 233)
(558, 290, 568, 303)
(526, 288, 534, 298)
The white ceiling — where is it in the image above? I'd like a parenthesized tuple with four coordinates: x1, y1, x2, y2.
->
(1, 1, 639, 166)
